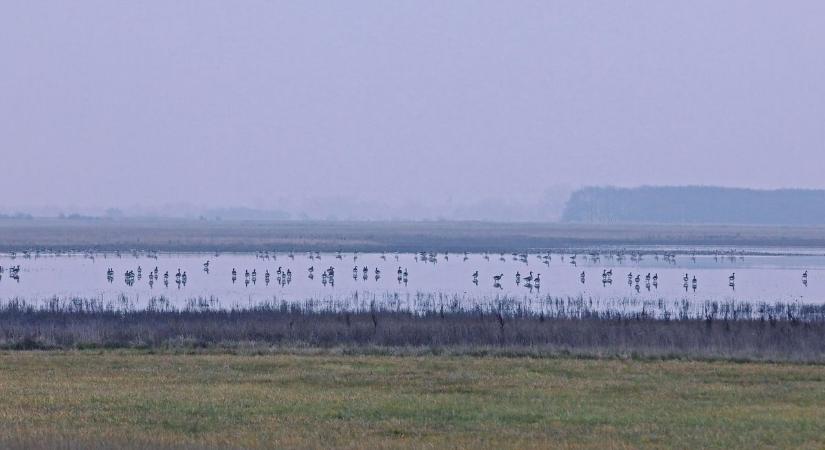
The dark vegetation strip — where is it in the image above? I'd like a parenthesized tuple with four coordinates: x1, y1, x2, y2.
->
(2, 299, 825, 362)
(3, 218, 825, 252)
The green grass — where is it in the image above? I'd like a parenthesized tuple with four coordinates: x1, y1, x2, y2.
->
(0, 351, 824, 448)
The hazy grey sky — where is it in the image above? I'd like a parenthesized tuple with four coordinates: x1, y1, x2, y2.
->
(2, 1, 824, 212)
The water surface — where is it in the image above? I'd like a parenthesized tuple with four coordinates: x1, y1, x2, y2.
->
(1, 251, 822, 310)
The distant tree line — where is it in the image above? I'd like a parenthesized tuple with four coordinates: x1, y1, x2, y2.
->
(562, 186, 825, 225)
(0, 213, 33, 220)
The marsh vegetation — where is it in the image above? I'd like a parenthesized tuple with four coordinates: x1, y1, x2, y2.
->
(3, 295, 825, 362)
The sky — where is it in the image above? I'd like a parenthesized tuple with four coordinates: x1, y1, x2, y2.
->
(1, 1, 824, 219)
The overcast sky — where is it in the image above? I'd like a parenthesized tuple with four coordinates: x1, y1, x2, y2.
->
(2, 1, 824, 215)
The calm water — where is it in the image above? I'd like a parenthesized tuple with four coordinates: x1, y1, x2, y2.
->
(0, 250, 823, 309)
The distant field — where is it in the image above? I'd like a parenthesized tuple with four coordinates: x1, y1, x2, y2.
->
(2, 218, 825, 252)
(0, 351, 823, 449)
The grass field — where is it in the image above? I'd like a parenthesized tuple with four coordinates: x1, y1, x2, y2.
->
(1, 351, 824, 449)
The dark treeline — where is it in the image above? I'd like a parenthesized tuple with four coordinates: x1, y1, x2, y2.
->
(3, 299, 825, 362)
(563, 186, 825, 225)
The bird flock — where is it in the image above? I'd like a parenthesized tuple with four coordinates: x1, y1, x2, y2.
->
(106, 266, 186, 288)
(0, 250, 816, 294)
(0, 265, 21, 283)
(92, 251, 812, 293)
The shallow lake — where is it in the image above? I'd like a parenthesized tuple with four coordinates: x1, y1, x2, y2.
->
(1, 250, 823, 312)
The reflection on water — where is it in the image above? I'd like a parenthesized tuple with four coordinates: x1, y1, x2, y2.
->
(0, 250, 823, 309)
